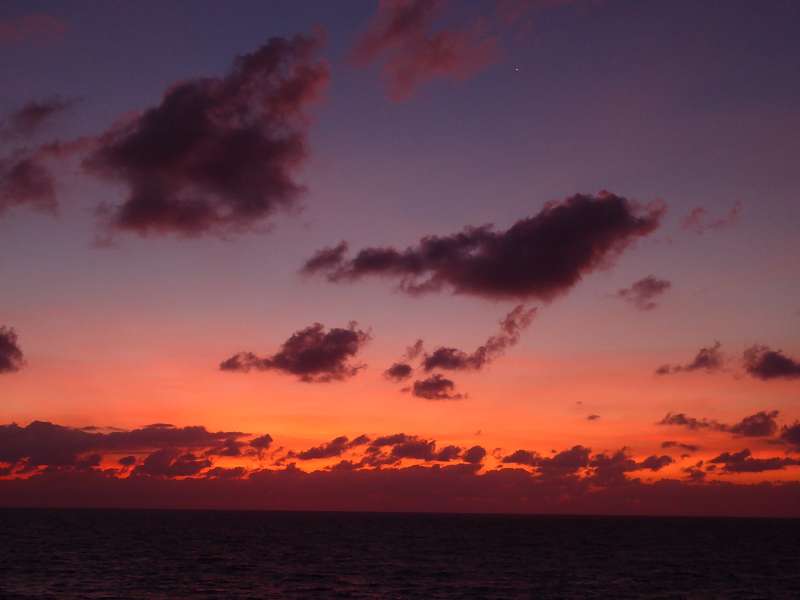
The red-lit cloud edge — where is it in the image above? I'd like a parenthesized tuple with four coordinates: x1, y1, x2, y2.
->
(1, 419, 799, 516)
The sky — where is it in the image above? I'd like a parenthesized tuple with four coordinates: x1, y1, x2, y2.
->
(1, 0, 799, 515)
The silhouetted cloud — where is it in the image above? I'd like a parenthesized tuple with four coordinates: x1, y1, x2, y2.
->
(709, 449, 800, 473)
(743, 345, 800, 380)
(661, 441, 700, 453)
(616, 276, 671, 311)
(220, 322, 371, 382)
(1, 97, 75, 138)
(656, 341, 723, 375)
(0, 13, 67, 44)
(204, 466, 247, 480)
(5, 463, 800, 516)
(411, 374, 464, 400)
(205, 438, 247, 457)
(589, 450, 672, 486)
(658, 413, 726, 432)
(304, 192, 664, 300)
(2, 420, 800, 516)
(0, 421, 247, 470)
(351, 0, 496, 100)
(422, 305, 536, 371)
(501, 449, 539, 466)
(462, 445, 486, 464)
(780, 422, 800, 450)
(587, 414, 600, 421)
(250, 434, 273, 451)
(0, 327, 24, 374)
(729, 411, 779, 438)
(81, 33, 328, 237)
(0, 155, 57, 215)
(681, 202, 741, 235)
(291, 435, 369, 460)
(132, 448, 211, 478)
(659, 410, 780, 439)
(384, 362, 413, 381)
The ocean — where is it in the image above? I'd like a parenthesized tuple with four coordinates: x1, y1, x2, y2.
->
(1, 509, 798, 598)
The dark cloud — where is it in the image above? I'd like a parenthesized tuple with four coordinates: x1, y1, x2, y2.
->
(616, 276, 671, 311)
(384, 362, 413, 381)
(589, 450, 672, 487)
(0, 155, 57, 215)
(292, 435, 369, 461)
(422, 304, 536, 372)
(587, 414, 600, 421)
(369, 433, 416, 449)
(411, 374, 464, 400)
(5, 463, 800, 516)
(743, 345, 800, 380)
(303, 192, 664, 301)
(0, 13, 67, 44)
(220, 322, 371, 383)
(659, 410, 780, 439)
(0, 421, 246, 469)
(250, 434, 274, 451)
(383, 339, 425, 381)
(638, 455, 673, 471)
(351, 0, 496, 101)
(132, 448, 211, 478)
(661, 441, 700, 453)
(501, 449, 539, 466)
(0, 326, 25, 374)
(681, 202, 741, 235)
(656, 341, 723, 375)
(81, 33, 328, 237)
(205, 438, 247, 457)
(780, 422, 800, 450)
(462, 445, 487, 464)
(709, 449, 800, 473)
(1, 97, 75, 138)
(658, 412, 727, 432)
(356, 434, 467, 467)
(204, 466, 247, 480)
(2, 422, 800, 516)
(537, 445, 591, 478)
(729, 410, 779, 438)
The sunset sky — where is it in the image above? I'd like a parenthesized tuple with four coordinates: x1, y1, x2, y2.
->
(1, 0, 799, 515)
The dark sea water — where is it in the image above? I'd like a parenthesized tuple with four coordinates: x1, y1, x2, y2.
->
(1, 509, 798, 599)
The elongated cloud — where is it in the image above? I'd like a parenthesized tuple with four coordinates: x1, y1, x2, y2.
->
(661, 441, 700, 453)
(709, 449, 800, 473)
(781, 423, 800, 449)
(0, 327, 24, 374)
(384, 362, 413, 381)
(411, 374, 464, 400)
(132, 448, 211, 478)
(656, 341, 723, 375)
(658, 410, 780, 439)
(422, 304, 536, 372)
(616, 276, 671, 311)
(0, 154, 57, 215)
(220, 322, 371, 383)
(290, 435, 370, 461)
(304, 192, 664, 300)
(351, 0, 496, 100)
(0, 421, 247, 470)
(681, 202, 741, 235)
(1, 97, 75, 138)
(743, 345, 800, 380)
(79, 33, 328, 237)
